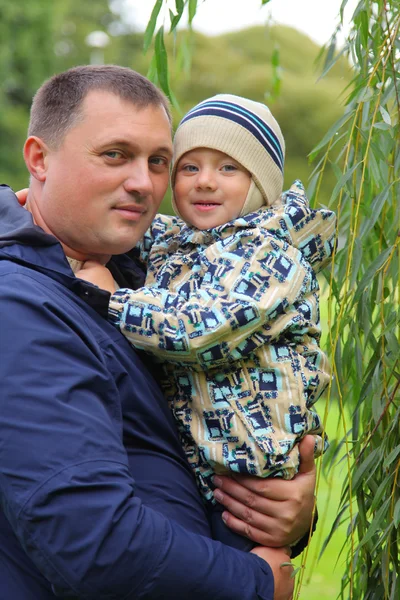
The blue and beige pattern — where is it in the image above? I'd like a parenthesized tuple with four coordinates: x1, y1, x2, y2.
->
(109, 181, 336, 502)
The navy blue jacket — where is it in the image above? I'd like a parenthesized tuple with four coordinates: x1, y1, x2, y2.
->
(0, 186, 274, 599)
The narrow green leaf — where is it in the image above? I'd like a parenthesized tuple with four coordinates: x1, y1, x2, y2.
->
(352, 447, 381, 491)
(385, 330, 400, 359)
(379, 106, 391, 125)
(175, 0, 184, 12)
(319, 502, 350, 558)
(350, 237, 363, 288)
(394, 499, 400, 527)
(359, 10, 369, 48)
(371, 369, 383, 424)
(306, 171, 320, 204)
(270, 46, 281, 99)
(168, 86, 181, 112)
(155, 26, 170, 97)
(369, 474, 392, 512)
(357, 86, 373, 103)
(354, 332, 363, 381)
(358, 498, 391, 549)
(373, 122, 392, 131)
(146, 52, 158, 83)
(176, 32, 192, 76)
(271, 46, 280, 67)
(143, 0, 163, 54)
(309, 111, 354, 157)
(340, 0, 349, 21)
(383, 445, 400, 469)
(318, 43, 348, 81)
(188, 0, 197, 24)
(353, 246, 393, 303)
(359, 185, 392, 239)
(330, 161, 361, 203)
(170, 0, 185, 31)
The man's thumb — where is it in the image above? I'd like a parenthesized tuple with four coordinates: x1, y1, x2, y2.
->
(298, 435, 316, 474)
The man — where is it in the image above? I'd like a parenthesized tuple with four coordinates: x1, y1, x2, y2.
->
(0, 65, 316, 600)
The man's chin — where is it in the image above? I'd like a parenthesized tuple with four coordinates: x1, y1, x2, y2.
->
(100, 237, 141, 257)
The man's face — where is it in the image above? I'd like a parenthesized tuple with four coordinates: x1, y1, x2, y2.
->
(36, 90, 172, 259)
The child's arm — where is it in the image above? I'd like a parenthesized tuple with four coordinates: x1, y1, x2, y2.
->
(109, 233, 319, 370)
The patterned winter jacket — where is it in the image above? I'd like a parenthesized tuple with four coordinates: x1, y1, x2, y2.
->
(110, 181, 337, 502)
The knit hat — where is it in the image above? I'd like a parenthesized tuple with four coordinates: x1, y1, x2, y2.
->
(171, 94, 285, 219)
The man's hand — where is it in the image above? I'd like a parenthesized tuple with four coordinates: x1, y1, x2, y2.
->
(15, 188, 29, 206)
(251, 546, 294, 600)
(75, 261, 117, 294)
(213, 435, 316, 547)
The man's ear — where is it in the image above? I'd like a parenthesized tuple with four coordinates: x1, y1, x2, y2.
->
(23, 136, 50, 182)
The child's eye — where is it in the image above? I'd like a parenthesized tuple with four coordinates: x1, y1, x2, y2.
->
(221, 164, 237, 172)
(182, 164, 199, 172)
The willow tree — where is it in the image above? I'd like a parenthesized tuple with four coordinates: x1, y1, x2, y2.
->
(142, 1, 399, 598)
(307, 2, 399, 598)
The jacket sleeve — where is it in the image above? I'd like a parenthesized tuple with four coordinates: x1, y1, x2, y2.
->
(109, 228, 319, 371)
(0, 273, 274, 600)
(136, 213, 181, 266)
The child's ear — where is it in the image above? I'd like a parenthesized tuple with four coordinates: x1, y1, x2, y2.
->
(23, 136, 50, 182)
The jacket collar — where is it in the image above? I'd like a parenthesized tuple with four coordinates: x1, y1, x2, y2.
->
(177, 206, 280, 249)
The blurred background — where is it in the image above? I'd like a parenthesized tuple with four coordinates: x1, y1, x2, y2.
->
(0, 0, 351, 214)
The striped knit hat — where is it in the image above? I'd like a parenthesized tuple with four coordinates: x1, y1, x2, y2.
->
(171, 94, 285, 218)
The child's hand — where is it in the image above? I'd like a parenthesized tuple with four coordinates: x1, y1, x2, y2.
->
(75, 261, 117, 294)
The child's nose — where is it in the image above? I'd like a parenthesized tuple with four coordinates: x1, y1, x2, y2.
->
(195, 169, 217, 190)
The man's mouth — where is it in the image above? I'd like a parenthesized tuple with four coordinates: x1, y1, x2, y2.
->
(113, 204, 147, 221)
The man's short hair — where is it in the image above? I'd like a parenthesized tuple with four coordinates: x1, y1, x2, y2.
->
(28, 65, 171, 148)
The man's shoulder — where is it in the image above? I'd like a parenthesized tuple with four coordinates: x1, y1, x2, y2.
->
(0, 260, 96, 332)
(0, 259, 67, 295)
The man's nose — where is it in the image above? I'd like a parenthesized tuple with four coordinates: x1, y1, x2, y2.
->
(123, 161, 153, 197)
(195, 168, 217, 191)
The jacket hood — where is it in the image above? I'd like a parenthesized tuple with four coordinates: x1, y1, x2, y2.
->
(277, 180, 337, 273)
(0, 185, 106, 313)
(0, 185, 72, 276)
(0, 185, 59, 248)
(176, 180, 336, 274)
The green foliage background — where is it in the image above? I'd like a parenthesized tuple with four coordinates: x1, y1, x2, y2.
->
(0, 0, 349, 211)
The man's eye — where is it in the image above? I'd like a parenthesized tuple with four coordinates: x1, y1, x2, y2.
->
(104, 150, 124, 160)
(150, 157, 169, 167)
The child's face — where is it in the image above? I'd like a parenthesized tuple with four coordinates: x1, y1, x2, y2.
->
(174, 148, 251, 230)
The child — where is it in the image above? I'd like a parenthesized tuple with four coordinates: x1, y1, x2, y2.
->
(79, 94, 336, 546)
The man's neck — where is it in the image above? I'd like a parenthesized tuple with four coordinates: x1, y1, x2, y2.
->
(25, 198, 111, 265)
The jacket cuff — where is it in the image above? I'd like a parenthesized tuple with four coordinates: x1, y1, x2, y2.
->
(108, 290, 128, 327)
(290, 508, 318, 558)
